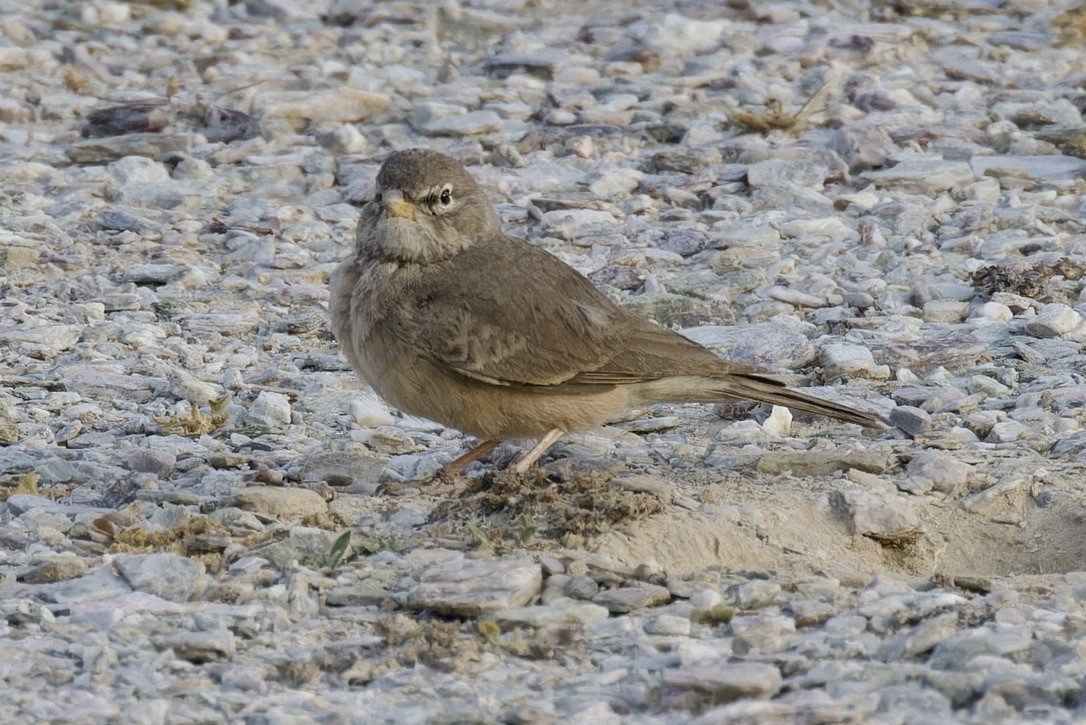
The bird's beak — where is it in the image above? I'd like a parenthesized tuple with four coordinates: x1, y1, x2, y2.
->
(381, 189, 415, 220)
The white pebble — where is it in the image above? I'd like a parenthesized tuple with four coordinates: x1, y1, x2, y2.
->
(644, 614, 692, 637)
(246, 391, 292, 428)
(820, 343, 890, 379)
(987, 420, 1029, 443)
(108, 156, 169, 186)
(761, 406, 792, 436)
(349, 398, 396, 428)
(969, 301, 1013, 323)
(589, 168, 644, 199)
(1026, 303, 1085, 340)
(689, 589, 724, 610)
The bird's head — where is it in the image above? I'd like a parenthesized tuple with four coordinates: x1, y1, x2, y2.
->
(360, 148, 500, 264)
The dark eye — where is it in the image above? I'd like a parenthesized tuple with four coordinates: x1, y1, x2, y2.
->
(439, 188, 452, 206)
(373, 191, 383, 204)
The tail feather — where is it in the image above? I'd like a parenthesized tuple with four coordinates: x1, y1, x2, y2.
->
(724, 373, 884, 428)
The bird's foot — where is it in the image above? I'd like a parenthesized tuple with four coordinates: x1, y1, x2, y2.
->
(376, 439, 501, 496)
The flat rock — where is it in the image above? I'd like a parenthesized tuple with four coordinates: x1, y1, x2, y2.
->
(663, 660, 783, 700)
(156, 630, 236, 663)
(19, 553, 88, 584)
(593, 584, 671, 613)
(415, 109, 504, 137)
(905, 451, 973, 494)
(255, 88, 389, 125)
(757, 448, 892, 476)
(821, 343, 890, 379)
(970, 154, 1086, 181)
(244, 391, 292, 428)
(830, 489, 921, 542)
(1026, 303, 1085, 340)
(645, 614, 692, 636)
(235, 486, 328, 517)
(404, 557, 542, 616)
(250, 527, 338, 568)
(113, 552, 207, 602)
(682, 322, 818, 368)
(861, 158, 974, 193)
(731, 613, 797, 653)
(889, 406, 932, 437)
(0, 324, 81, 357)
(482, 601, 611, 631)
(540, 208, 618, 240)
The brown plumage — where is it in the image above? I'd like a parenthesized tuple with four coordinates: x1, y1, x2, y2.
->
(330, 148, 881, 475)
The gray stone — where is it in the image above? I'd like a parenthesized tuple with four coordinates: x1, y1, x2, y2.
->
(415, 109, 504, 137)
(244, 391, 292, 428)
(757, 448, 892, 476)
(970, 154, 1086, 181)
(255, 88, 388, 126)
(986, 420, 1030, 443)
(326, 581, 393, 607)
(890, 406, 932, 437)
(820, 343, 890, 379)
(35, 568, 132, 605)
(481, 601, 610, 631)
(733, 580, 781, 610)
(663, 660, 783, 700)
(593, 584, 671, 613)
(0, 324, 81, 357)
(404, 557, 542, 616)
(157, 630, 236, 663)
(927, 629, 1032, 670)
(127, 449, 177, 476)
(563, 574, 601, 600)
(539, 209, 618, 240)
(645, 614, 691, 636)
(833, 124, 898, 171)
(19, 553, 88, 584)
(250, 527, 338, 568)
(960, 476, 1028, 518)
(682, 322, 818, 368)
(234, 486, 328, 517)
(861, 158, 974, 193)
(730, 613, 796, 654)
(905, 451, 973, 494)
(879, 612, 959, 661)
(67, 133, 194, 163)
(1026, 304, 1085, 340)
(830, 489, 921, 542)
(113, 552, 207, 602)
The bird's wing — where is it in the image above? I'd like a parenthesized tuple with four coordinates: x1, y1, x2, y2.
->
(411, 237, 632, 390)
(564, 318, 753, 384)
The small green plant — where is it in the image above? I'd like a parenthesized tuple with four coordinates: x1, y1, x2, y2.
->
(514, 513, 535, 544)
(326, 530, 352, 569)
(466, 520, 508, 554)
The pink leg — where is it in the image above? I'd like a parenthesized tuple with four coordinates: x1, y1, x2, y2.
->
(510, 428, 566, 473)
(439, 439, 500, 478)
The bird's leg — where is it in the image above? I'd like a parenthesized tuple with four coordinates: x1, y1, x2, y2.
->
(438, 439, 500, 479)
(510, 428, 566, 473)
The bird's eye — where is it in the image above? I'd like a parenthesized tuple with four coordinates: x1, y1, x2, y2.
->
(373, 191, 383, 204)
(439, 188, 452, 206)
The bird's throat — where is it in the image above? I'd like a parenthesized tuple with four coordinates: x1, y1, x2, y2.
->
(376, 216, 470, 265)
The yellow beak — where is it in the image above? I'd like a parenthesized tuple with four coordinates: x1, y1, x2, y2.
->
(382, 189, 415, 220)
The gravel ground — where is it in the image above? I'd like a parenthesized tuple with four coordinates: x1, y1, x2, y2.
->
(3, 0, 1086, 722)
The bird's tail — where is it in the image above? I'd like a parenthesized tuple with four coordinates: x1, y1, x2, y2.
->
(723, 373, 883, 428)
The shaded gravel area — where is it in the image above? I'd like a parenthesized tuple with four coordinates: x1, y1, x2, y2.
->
(3, 0, 1086, 722)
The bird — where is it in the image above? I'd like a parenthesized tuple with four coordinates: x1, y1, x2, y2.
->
(329, 148, 882, 478)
